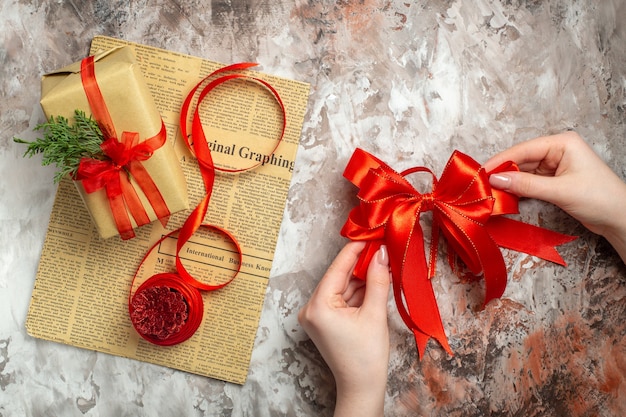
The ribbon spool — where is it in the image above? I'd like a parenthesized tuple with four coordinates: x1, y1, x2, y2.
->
(129, 225, 242, 346)
(129, 63, 286, 346)
(129, 273, 203, 346)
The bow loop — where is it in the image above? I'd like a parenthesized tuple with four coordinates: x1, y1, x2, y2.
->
(358, 166, 418, 202)
(76, 129, 164, 195)
(355, 168, 424, 229)
(76, 158, 121, 194)
(487, 160, 521, 216)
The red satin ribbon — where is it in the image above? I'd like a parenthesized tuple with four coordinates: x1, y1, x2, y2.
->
(341, 148, 576, 357)
(75, 55, 170, 240)
(129, 63, 286, 345)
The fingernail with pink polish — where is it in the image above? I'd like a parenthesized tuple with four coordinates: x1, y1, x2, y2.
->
(377, 245, 389, 266)
(489, 174, 511, 189)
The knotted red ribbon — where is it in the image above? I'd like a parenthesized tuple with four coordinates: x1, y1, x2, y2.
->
(341, 148, 576, 357)
(74, 55, 170, 240)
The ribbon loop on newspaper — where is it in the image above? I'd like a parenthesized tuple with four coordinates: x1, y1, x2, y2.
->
(341, 148, 576, 357)
(75, 55, 170, 240)
(130, 63, 286, 345)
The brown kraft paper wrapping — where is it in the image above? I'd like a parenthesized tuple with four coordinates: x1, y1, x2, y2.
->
(39, 46, 189, 239)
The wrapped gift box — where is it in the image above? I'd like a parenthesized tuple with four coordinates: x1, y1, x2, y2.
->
(39, 46, 188, 239)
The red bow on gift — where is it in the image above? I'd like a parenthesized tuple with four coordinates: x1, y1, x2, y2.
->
(75, 128, 170, 240)
(74, 55, 170, 240)
(341, 148, 576, 357)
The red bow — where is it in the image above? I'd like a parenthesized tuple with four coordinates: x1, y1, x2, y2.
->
(341, 148, 576, 357)
(74, 55, 170, 240)
(75, 128, 169, 240)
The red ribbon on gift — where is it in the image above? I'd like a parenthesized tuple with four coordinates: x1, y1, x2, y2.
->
(74, 55, 170, 240)
(341, 148, 577, 357)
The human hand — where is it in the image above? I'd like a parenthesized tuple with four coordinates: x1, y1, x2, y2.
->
(484, 131, 626, 261)
(298, 241, 391, 417)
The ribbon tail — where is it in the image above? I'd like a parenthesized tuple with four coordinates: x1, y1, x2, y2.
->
(105, 177, 135, 240)
(413, 330, 436, 359)
(487, 216, 577, 266)
(127, 160, 171, 228)
(446, 217, 509, 306)
(119, 172, 150, 230)
(388, 219, 452, 357)
(403, 234, 453, 356)
(473, 228, 508, 306)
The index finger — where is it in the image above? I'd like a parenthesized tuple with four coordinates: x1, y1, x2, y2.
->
(483, 134, 565, 172)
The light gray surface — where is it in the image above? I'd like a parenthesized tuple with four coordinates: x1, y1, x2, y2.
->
(2, 1, 626, 416)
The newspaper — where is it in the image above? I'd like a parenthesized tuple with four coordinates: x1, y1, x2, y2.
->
(25, 36, 310, 384)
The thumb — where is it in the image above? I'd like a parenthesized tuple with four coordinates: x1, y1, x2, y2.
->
(362, 245, 391, 312)
(489, 171, 562, 204)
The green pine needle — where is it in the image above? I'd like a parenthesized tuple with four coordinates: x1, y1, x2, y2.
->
(14, 110, 105, 183)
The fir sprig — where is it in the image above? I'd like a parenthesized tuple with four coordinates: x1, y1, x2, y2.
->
(14, 110, 105, 183)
